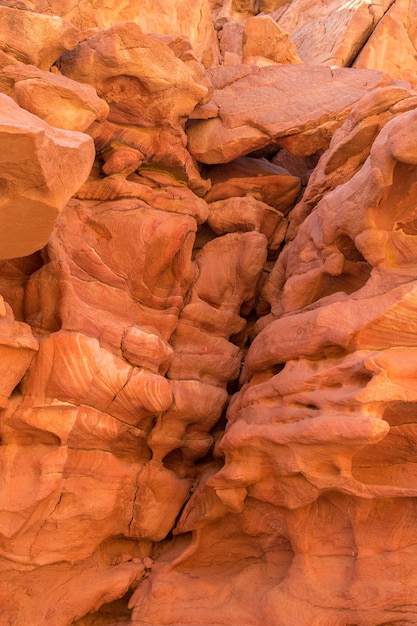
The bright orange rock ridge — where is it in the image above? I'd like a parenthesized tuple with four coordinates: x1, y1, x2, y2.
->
(1, 0, 417, 624)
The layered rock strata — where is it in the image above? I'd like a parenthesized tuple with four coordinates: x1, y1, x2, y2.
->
(1, 1, 417, 625)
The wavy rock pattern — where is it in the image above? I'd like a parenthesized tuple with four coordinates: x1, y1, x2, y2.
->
(1, 1, 417, 625)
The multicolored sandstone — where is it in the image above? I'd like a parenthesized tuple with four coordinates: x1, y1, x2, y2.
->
(1, 1, 417, 625)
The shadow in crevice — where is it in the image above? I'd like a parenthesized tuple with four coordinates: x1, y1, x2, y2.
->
(72, 589, 133, 626)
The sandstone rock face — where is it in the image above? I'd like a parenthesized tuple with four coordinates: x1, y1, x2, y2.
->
(354, 0, 417, 88)
(0, 4, 78, 70)
(3, 1, 417, 626)
(275, 0, 395, 67)
(58, 22, 210, 128)
(23, 0, 220, 67)
(0, 64, 109, 131)
(204, 156, 301, 211)
(242, 14, 301, 65)
(187, 64, 397, 162)
(219, 15, 301, 68)
(57, 21, 212, 195)
(0, 94, 95, 258)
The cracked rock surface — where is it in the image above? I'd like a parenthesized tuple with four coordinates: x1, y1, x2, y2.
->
(2, 1, 417, 624)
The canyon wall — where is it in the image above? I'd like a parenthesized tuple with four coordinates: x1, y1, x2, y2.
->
(1, 0, 417, 624)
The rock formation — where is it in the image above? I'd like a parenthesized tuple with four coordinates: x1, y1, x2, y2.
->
(1, 1, 417, 624)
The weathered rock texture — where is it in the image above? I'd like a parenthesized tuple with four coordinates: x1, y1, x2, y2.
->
(2, 1, 417, 625)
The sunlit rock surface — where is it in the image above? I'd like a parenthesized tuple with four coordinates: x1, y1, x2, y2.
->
(2, 1, 417, 625)
(21, 0, 221, 67)
(0, 94, 94, 258)
(187, 64, 398, 162)
(274, 0, 395, 67)
(353, 0, 417, 87)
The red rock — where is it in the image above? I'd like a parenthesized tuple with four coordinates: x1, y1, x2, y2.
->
(0, 5, 78, 70)
(0, 64, 109, 131)
(0, 298, 37, 408)
(192, 231, 267, 315)
(354, 0, 417, 88)
(22, 331, 172, 422)
(168, 322, 242, 385)
(187, 64, 396, 162)
(287, 84, 414, 238)
(276, 0, 394, 67)
(129, 460, 192, 541)
(121, 326, 173, 375)
(218, 14, 301, 66)
(25, 0, 220, 67)
(58, 22, 210, 128)
(204, 156, 301, 212)
(0, 547, 145, 625)
(149, 33, 213, 96)
(208, 196, 288, 252)
(218, 20, 244, 59)
(148, 380, 228, 463)
(0, 94, 94, 258)
(242, 15, 301, 65)
(84, 120, 210, 196)
(3, 1, 417, 624)
(0, 254, 43, 321)
(24, 198, 198, 344)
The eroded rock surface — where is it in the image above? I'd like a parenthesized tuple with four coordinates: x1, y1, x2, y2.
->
(354, 0, 417, 88)
(2, 1, 417, 625)
(22, 0, 221, 67)
(0, 94, 94, 258)
(275, 0, 395, 67)
(187, 64, 398, 162)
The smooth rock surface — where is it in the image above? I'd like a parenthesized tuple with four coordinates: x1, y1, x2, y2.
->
(354, 0, 417, 87)
(276, 0, 395, 67)
(0, 94, 94, 258)
(0, 64, 109, 131)
(242, 15, 301, 65)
